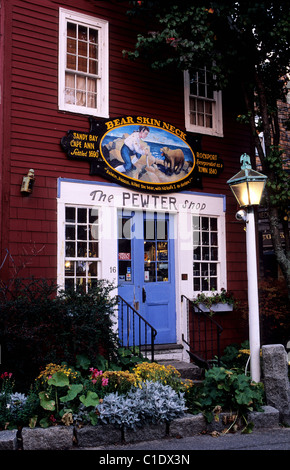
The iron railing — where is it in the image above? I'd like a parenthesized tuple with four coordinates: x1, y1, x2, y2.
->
(117, 295, 157, 361)
(182, 295, 223, 368)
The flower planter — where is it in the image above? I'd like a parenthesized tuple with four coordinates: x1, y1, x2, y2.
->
(194, 303, 234, 313)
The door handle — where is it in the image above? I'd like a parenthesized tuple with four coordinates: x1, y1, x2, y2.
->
(142, 287, 147, 303)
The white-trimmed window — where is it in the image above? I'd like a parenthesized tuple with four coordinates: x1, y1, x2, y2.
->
(64, 206, 100, 291)
(184, 69, 223, 137)
(58, 8, 109, 117)
(192, 215, 220, 292)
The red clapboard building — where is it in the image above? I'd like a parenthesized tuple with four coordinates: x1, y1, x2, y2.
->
(0, 0, 253, 362)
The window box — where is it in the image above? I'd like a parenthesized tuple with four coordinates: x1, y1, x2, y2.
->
(192, 288, 235, 315)
(194, 302, 234, 313)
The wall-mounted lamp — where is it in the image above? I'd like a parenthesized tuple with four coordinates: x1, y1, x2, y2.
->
(21, 169, 35, 195)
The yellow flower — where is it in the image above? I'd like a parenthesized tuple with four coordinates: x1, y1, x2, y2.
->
(36, 363, 78, 383)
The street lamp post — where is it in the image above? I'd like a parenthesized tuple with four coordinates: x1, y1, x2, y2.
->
(227, 154, 267, 383)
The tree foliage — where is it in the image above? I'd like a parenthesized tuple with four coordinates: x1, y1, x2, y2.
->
(125, 1, 290, 298)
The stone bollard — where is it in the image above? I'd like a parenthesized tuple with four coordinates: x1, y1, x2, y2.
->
(262, 344, 290, 425)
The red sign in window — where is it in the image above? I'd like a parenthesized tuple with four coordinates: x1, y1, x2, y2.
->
(118, 252, 131, 261)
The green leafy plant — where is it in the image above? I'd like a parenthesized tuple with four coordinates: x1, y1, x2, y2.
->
(192, 288, 236, 314)
(185, 366, 265, 432)
(116, 347, 149, 370)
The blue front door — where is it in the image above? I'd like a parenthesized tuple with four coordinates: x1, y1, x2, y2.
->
(118, 210, 176, 344)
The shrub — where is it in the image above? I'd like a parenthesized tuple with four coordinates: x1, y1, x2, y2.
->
(0, 278, 118, 391)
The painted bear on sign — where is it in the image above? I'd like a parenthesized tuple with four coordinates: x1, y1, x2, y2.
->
(161, 147, 185, 175)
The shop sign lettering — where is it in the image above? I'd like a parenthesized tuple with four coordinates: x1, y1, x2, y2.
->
(61, 116, 224, 193)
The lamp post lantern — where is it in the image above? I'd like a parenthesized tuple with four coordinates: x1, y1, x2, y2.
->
(227, 154, 267, 383)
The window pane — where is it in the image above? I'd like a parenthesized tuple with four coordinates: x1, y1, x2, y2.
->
(66, 207, 75, 222)
(78, 208, 87, 223)
(65, 73, 75, 104)
(77, 242, 87, 257)
(193, 263, 200, 276)
(78, 25, 87, 41)
(89, 59, 98, 75)
(90, 222, 98, 240)
(66, 242, 75, 257)
(89, 242, 99, 257)
(77, 226, 87, 240)
(88, 261, 98, 277)
(205, 114, 213, 128)
(65, 260, 74, 276)
(194, 278, 201, 291)
(78, 57, 87, 73)
(66, 225, 75, 240)
(67, 22, 77, 38)
(89, 28, 98, 44)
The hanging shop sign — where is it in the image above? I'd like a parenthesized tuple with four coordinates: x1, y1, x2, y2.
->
(61, 116, 224, 193)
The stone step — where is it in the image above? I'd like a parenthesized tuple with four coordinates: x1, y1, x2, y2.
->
(141, 343, 184, 362)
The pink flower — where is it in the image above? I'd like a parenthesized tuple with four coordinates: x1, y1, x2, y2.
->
(1, 372, 12, 379)
(101, 378, 109, 387)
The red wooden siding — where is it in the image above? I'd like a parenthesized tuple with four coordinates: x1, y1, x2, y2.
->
(1, 0, 252, 313)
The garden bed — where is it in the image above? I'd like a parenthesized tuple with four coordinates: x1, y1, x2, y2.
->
(0, 406, 280, 450)
(0, 348, 270, 450)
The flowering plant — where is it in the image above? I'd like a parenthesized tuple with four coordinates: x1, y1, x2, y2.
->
(0, 372, 14, 397)
(90, 368, 108, 387)
(192, 288, 236, 313)
(37, 363, 78, 385)
(133, 362, 192, 393)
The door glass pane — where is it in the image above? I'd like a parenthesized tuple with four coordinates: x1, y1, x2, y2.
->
(144, 242, 156, 262)
(144, 262, 156, 282)
(118, 213, 133, 283)
(157, 242, 168, 260)
(157, 263, 168, 281)
(144, 213, 169, 283)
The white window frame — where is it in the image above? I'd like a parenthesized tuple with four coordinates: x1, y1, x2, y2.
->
(60, 204, 101, 292)
(184, 70, 223, 137)
(58, 8, 109, 118)
(192, 215, 220, 292)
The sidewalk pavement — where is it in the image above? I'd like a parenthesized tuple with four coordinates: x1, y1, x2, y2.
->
(87, 427, 290, 451)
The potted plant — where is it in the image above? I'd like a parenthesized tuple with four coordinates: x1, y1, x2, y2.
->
(192, 288, 235, 315)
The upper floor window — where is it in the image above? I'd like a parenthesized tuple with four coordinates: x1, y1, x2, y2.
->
(184, 69, 223, 137)
(58, 9, 109, 117)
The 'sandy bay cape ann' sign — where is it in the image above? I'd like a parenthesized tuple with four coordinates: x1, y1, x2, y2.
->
(61, 116, 224, 193)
